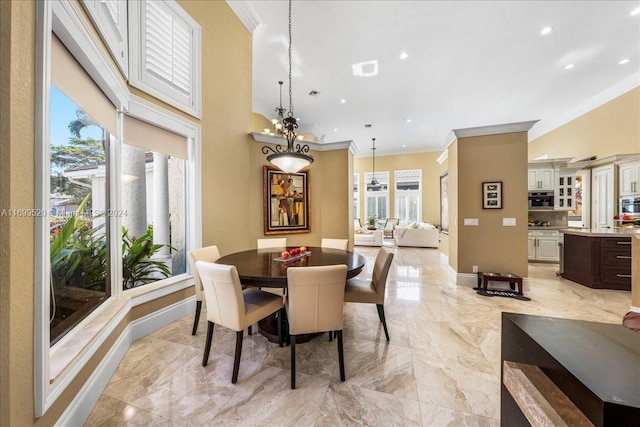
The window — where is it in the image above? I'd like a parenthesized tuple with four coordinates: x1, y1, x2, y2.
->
(129, 0, 202, 117)
(121, 116, 187, 289)
(395, 169, 421, 224)
(36, 0, 201, 415)
(49, 85, 111, 345)
(353, 173, 360, 219)
(365, 171, 389, 221)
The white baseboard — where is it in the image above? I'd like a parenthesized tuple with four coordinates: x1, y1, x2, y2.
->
(55, 297, 195, 426)
(438, 253, 530, 290)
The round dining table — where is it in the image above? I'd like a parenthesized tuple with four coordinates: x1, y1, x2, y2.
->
(216, 246, 366, 343)
(216, 246, 366, 288)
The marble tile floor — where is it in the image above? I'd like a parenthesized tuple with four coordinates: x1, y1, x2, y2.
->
(86, 246, 632, 426)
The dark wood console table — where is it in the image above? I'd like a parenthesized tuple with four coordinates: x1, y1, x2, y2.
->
(501, 313, 640, 426)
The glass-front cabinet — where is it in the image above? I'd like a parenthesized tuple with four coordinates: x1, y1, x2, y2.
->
(555, 173, 574, 210)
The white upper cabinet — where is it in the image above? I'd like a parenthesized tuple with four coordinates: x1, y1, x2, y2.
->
(128, 0, 201, 118)
(528, 168, 554, 191)
(81, 0, 129, 77)
(618, 159, 640, 196)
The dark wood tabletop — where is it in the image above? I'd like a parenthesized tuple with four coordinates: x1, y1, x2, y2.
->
(216, 246, 366, 288)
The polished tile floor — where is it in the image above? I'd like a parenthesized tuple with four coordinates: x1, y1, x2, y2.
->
(86, 245, 632, 426)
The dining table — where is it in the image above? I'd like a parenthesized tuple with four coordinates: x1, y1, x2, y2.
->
(216, 246, 366, 343)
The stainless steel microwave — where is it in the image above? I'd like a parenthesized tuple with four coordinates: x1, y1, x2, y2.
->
(529, 192, 554, 208)
(620, 196, 640, 215)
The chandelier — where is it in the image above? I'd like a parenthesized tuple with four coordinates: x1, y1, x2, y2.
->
(369, 138, 381, 188)
(261, 0, 313, 174)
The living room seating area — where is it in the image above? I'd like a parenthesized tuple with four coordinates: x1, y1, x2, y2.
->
(395, 222, 440, 248)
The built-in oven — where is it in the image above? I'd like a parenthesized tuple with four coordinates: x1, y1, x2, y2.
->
(529, 192, 554, 208)
(619, 196, 640, 216)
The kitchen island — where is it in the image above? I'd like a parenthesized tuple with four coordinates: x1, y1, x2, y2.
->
(561, 228, 638, 290)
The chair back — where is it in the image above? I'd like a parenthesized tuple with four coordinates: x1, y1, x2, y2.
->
(372, 248, 394, 304)
(384, 218, 399, 230)
(188, 245, 221, 301)
(287, 265, 348, 335)
(195, 261, 246, 331)
(321, 238, 349, 251)
(257, 238, 287, 249)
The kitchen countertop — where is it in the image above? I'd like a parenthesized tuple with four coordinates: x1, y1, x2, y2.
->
(560, 227, 640, 237)
(527, 225, 567, 230)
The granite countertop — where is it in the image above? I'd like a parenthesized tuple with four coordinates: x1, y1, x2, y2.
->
(527, 225, 567, 230)
(560, 227, 640, 237)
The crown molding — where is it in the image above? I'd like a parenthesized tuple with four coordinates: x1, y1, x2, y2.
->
(250, 132, 356, 154)
(529, 72, 640, 142)
(225, 1, 262, 33)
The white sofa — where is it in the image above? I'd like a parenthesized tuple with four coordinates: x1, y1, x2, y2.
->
(354, 229, 383, 246)
(395, 222, 439, 248)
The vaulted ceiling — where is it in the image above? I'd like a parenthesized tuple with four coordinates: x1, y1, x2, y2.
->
(228, 1, 640, 157)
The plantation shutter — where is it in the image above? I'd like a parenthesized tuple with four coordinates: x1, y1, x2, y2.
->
(80, 0, 128, 76)
(129, 0, 201, 117)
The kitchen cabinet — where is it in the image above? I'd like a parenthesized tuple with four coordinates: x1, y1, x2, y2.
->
(527, 229, 559, 262)
(555, 173, 575, 210)
(562, 232, 631, 290)
(527, 168, 554, 191)
(619, 159, 640, 196)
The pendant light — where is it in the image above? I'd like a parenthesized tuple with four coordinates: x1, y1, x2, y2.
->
(262, 0, 313, 174)
(369, 138, 381, 188)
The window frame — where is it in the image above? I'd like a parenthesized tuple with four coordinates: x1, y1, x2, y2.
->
(35, 0, 202, 416)
(364, 171, 389, 221)
(353, 172, 360, 220)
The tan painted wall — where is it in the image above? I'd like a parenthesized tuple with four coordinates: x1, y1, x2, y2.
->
(0, 1, 36, 425)
(455, 132, 529, 277)
(528, 87, 640, 161)
(448, 142, 459, 269)
(0, 0, 257, 424)
(353, 151, 442, 225)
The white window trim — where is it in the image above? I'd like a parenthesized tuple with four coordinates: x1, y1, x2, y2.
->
(364, 171, 389, 220)
(35, 0, 202, 416)
(353, 172, 360, 220)
(128, 0, 202, 118)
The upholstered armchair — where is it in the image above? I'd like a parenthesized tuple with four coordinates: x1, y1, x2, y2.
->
(382, 218, 399, 238)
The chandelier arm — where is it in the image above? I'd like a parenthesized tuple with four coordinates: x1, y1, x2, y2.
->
(262, 145, 286, 155)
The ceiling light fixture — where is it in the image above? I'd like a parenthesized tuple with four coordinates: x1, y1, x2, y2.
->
(619, 58, 631, 65)
(400, 52, 408, 59)
(630, 7, 640, 16)
(369, 138, 381, 189)
(564, 64, 574, 70)
(540, 26, 553, 35)
(340, 99, 346, 104)
(262, 0, 313, 174)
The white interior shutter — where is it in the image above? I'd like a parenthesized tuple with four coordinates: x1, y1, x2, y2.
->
(129, 0, 201, 117)
(80, 0, 128, 77)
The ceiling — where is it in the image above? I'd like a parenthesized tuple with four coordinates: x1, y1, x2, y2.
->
(228, 1, 640, 157)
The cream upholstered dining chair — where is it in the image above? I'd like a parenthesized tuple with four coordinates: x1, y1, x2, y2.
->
(344, 247, 394, 341)
(321, 238, 349, 250)
(195, 261, 284, 383)
(257, 238, 287, 249)
(188, 245, 221, 335)
(286, 264, 348, 389)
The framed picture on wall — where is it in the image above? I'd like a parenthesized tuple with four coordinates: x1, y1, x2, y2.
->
(263, 166, 311, 234)
(482, 181, 502, 209)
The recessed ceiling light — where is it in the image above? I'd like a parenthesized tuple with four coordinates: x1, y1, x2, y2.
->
(333, 128, 338, 131)
(564, 64, 574, 70)
(340, 99, 346, 104)
(400, 52, 408, 60)
(540, 26, 553, 35)
(619, 58, 631, 65)
(402, 144, 406, 148)
(630, 7, 640, 16)
(404, 118, 412, 123)
(352, 60, 378, 77)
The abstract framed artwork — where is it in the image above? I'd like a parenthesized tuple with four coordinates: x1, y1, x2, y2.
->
(263, 166, 310, 234)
